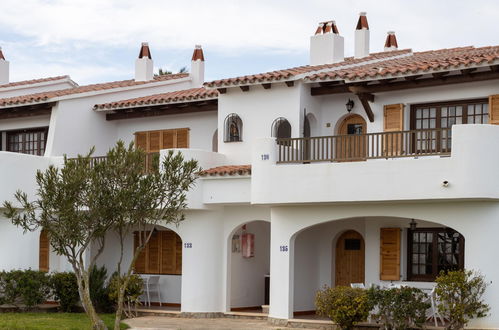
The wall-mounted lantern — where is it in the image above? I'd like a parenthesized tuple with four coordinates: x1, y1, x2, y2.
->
(345, 99, 355, 112)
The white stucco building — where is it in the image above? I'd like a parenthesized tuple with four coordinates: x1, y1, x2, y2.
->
(1, 12, 499, 328)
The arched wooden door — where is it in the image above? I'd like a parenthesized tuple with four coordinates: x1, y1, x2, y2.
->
(335, 230, 365, 286)
(336, 115, 367, 161)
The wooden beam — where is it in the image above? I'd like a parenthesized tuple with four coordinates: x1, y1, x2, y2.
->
(319, 81, 342, 87)
(404, 75, 422, 81)
(285, 81, 295, 87)
(240, 86, 250, 92)
(106, 100, 218, 121)
(262, 83, 271, 89)
(217, 88, 227, 94)
(311, 69, 499, 96)
(432, 71, 449, 79)
(0, 102, 55, 120)
(461, 68, 477, 75)
(356, 93, 375, 122)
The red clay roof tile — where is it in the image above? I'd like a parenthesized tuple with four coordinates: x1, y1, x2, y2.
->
(0, 75, 73, 89)
(199, 165, 251, 177)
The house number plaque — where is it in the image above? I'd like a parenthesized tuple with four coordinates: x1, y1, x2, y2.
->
(261, 154, 269, 161)
(279, 245, 288, 252)
(184, 243, 193, 248)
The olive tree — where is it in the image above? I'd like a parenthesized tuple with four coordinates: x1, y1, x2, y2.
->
(90, 142, 200, 330)
(3, 151, 112, 329)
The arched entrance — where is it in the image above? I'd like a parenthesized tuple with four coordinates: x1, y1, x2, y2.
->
(335, 230, 365, 286)
(336, 114, 367, 161)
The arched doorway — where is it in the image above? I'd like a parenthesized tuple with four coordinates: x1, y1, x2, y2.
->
(336, 114, 367, 161)
(335, 230, 365, 286)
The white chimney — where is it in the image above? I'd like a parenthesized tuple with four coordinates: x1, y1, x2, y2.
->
(310, 21, 344, 66)
(384, 31, 398, 51)
(190, 45, 205, 87)
(354, 12, 370, 58)
(135, 42, 154, 82)
(0, 47, 9, 85)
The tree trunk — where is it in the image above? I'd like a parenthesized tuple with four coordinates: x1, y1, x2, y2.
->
(114, 284, 127, 330)
(74, 266, 107, 330)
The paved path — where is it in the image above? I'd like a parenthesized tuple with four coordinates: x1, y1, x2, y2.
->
(124, 316, 296, 330)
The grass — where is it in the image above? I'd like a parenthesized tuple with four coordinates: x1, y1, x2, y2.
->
(0, 313, 129, 329)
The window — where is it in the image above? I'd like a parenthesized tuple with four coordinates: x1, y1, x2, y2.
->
(407, 228, 464, 281)
(134, 230, 182, 275)
(271, 117, 291, 138)
(224, 113, 242, 142)
(410, 99, 488, 152)
(6, 127, 49, 156)
(134, 128, 189, 152)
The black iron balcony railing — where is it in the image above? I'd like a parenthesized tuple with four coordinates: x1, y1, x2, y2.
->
(276, 128, 452, 164)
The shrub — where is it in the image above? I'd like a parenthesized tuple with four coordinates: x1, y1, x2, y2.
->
(89, 265, 113, 313)
(435, 269, 490, 329)
(108, 273, 144, 318)
(315, 286, 371, 330)
(50, 272, 80, 312)
(0, 269, 51, 308)
(367, 286, 429, 330)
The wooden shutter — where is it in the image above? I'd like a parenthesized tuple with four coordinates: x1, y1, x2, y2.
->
(148, 131, 161, 152)
(147, 231, 160, 274)
(176, 129, 189, 148)
(380, 228, 401, 281)
(160, 231, 176, 274)
(133, 232, 146, 273)
(162, 130, 175, 149)
(383, 104, 404, 156)
(489, 94, 499, 125)
(39, 229, 49, 272)
(135, 132, 147, 151)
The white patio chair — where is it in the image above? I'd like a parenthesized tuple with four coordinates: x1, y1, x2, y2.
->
(143, 275, 162, 307)
(350, 283, 366, 289)
(426, 286, 445, 327)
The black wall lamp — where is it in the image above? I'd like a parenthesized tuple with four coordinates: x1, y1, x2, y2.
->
(345, 99, 355, 112)
(410, 219, 417, 230)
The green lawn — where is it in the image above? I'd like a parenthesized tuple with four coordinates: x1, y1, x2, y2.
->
(0, 313, 129, 329)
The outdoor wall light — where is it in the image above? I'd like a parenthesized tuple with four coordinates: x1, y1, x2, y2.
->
(442, 180, 449, 187)
(410, 219, 417, 230)
(345, 99, 355, 112)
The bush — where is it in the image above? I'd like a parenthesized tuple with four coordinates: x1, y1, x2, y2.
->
(108, 273, 144, 318)
(89, 265, 113, 313)
(315, 286, 371, 330)
(367, 286, 429, 330)
(435, 269, 490, 329)
(50, 272, 80, 312)
(0, 269, 51, 308)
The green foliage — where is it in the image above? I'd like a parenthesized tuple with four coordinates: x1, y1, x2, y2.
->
(435, 269, 490, 329)
(367, 286, 429, 330)
(0, 313, 129, 329)
(50, 272, 80, 312)
(156, 66, 188, 76)
(89, 265, 113, 313)
(0, 270, 51, 308)
(315, 286, 371, 330)
(108, 273, 143, 305)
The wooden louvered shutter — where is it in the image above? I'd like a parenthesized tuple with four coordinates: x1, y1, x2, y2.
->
(175, 235, 182, 275)
(147, 231, 160, 274)
(380, 228, 401, 281)
(383, 104, 404, 156)
(133, 232, 146, 273)
(160, 231, 176, 274)
(176, 128, 189, 148)
(39, 229, 49, 272)
(489, 95, 499, 124)
(135, 132, 148, 151)
(162, 130, 175, 149)
(148, 131, 161, 152)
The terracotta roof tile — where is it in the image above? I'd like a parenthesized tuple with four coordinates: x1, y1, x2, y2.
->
(0, 75, 73, 89)
(94, 87, 218, 110)
(0, 73, 189, 107)
(204, 49, 411, 88)
(199, 165, 251, 177)
(305, 45, 499, 82)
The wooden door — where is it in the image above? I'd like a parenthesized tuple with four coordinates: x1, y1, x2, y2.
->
(336, 115, 367, 161)
(335, 230, 365, 287)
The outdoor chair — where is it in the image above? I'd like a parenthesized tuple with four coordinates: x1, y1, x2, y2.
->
(426, 286, 445, 327)
(140, 275, 162, 307)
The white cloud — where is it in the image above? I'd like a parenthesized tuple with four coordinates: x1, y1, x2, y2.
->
(0, 0, 498, 83)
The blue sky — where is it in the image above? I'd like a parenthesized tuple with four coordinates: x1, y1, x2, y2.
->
(0, 0, 498, 85)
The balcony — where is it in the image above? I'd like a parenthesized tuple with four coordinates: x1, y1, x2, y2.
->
(276, 128, 451, 164)
(69, 152, 159, 172)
